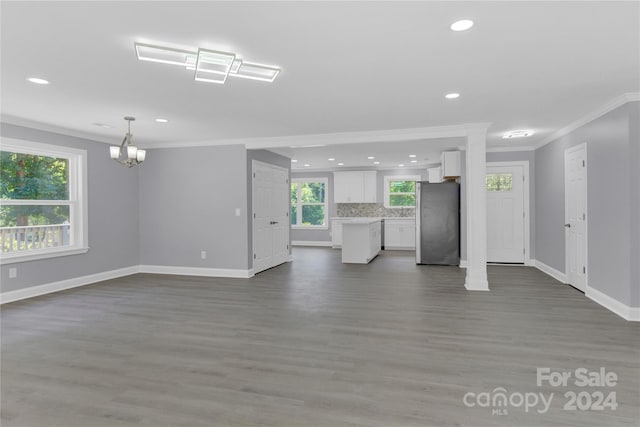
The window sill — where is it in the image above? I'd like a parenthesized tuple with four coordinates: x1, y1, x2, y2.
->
(0, 247, 89, 265)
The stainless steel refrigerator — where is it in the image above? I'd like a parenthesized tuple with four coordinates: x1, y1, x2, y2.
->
(415, 181, 460, 265)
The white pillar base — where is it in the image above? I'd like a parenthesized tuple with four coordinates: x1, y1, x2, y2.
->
(464, 279, 490, 291)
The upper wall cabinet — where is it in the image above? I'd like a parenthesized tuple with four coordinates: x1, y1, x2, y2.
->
(334, 171, 377, 203)
(441, 151, 461, 178)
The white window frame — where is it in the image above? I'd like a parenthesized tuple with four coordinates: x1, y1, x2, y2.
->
(383, 175, 421, 208)
(0, 138, 88, 264)
(291, 177, 329, 229)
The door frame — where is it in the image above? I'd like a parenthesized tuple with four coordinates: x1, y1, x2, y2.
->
(251, 160, 291, 275)
(564, 143, 588, 292)
(486, 161, 531, 265)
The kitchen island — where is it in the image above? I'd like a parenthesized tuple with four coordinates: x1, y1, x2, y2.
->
(341, 218, 382, 264)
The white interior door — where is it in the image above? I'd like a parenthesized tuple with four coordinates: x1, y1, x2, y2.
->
(252, 161, 290, 274)
(486, 165, 525, 263)
(565, 144, 587, 292)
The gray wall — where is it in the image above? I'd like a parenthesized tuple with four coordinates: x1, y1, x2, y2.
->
(247, 149, 292, 265)
(0, 123, 140, 293)
(535, 102, 636, 306)
(139, 144, 249, 270)
(459, 150, 536, 260)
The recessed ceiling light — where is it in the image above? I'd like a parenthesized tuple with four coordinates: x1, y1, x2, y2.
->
(155, 118, 169, 123)
(445, 93, 460, 99)
(373, 161, 380, 165)
(410, 160, 418, 163)
(304, 163, 311, 167)
(398, 164, 405, 167)
(328, 158, 335, 161)
(338, 162, 344, 166)
(93, 123, 113, 128)
(503, 130, 534, 139)
(27, 77, 49, 85)
(409, 154, 417, 158)
(450, 19, 474, 32)
(367, 156, 375, 160)
(291, 159, 298, 163)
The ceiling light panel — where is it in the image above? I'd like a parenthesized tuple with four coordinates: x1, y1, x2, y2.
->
(135, 42, 196, 67)
(135, 41, 279, 85)
(503, 130, 534, 139)
(451, 19, 474, 32)
(27, 77, 50, 85)
(195, 48, 236, 84)
(230, 62, 280, 82)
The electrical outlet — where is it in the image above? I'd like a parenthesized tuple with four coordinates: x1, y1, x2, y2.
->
(200, 251, 207, 260)
(9, 268, 17, 279)
(235, 208, 241, 217)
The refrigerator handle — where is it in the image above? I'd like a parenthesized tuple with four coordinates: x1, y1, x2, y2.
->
(415, 181, 422, 264)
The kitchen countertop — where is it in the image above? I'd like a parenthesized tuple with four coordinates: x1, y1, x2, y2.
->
(340, 218, 383, 225)
(331, 217, 415, 221)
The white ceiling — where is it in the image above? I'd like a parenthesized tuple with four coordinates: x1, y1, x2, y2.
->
(1, 1, 638, 168)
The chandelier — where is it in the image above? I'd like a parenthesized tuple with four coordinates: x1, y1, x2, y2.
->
(109, 116, 146, 167)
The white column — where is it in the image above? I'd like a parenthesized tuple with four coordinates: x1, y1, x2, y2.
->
(465, 128, 489, 291)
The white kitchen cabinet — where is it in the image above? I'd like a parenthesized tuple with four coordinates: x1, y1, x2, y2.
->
(427, 167, 443, 183)
(441, 151, 461, 178)
(331, 219, 350, 248)
(384, 219, 416, 250)
(333, 171, 377, 203)
(341, 219, 382, 264)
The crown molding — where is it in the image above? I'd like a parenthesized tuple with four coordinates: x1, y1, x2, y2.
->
(534, 92, 640, 149)
(1, 114, 115, 145)
(487, 146, 535, 153)
(148, 123, 492, 150)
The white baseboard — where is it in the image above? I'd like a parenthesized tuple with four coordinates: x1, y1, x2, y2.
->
(460, 259, 534, 269)
(383, 246, 415, 251)
(139, 265, 253, 278)
(0, 266, 139, 304)
(291, 240, 332, 247)
(586, 286, 640, 322)
(534, 260, 568, 284)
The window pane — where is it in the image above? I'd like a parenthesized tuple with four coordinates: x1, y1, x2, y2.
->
(290, 182, 298, 203)
(1, 151, 69, 200)
(0, 205, 71, 252)
(300, 182, 325, 203)
(389, 194, 416, 207)
(486, 174, 513, 192)
(290, 205, 297, 225)
(389, 180, 415, 193)
(301, 205, 325, 226)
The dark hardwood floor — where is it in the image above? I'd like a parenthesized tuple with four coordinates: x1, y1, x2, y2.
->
(2, 248, 639, 426)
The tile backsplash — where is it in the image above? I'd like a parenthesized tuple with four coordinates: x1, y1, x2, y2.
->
(337, 203, 415, 218)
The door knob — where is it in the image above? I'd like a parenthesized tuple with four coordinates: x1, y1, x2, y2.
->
(564, 223, 571, 228)
(270, 221, 278, 225)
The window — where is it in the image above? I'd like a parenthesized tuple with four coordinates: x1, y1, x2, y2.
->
(383, 175, 420, 208)
(1, 139, 88, 263)
(486, 173, 513, 192)
(291, 178, 328, 228)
